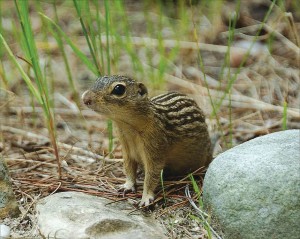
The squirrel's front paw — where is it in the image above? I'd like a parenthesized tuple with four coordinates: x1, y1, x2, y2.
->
(139, 193, 154, 207)
(118, 181, 136, 196)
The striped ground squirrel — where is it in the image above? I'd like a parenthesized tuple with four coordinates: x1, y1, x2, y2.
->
(82, 75, 212, 206)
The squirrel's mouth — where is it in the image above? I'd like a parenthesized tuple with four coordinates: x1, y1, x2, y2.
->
(89, 104, 111, 116)
(81, 90, 112, 116)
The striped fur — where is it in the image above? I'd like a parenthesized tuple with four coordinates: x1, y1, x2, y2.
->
(83, 76, 212, 206)
(151, 92, 206, 137)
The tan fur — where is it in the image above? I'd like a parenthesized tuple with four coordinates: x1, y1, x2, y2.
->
(82, 75, 212, 206)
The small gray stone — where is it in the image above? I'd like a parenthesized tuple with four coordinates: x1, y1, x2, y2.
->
(203, 130, 300, 239)
(36, 191, 167, 239)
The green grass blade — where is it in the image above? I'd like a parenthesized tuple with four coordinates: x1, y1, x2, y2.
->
(93, 0, 105, 72)
(104, 0, 114, 154)
(15, 0, 46, 102)
(189, 214, 212, 239)
(189, 174, 202, 207)
(14, 0, 61, 178)
(39, 13, 98, 76)
(214, 0, 277, 114)
(104, 0, 111, 75)
(0, 1, 8, 88)
(112, 0, 144, 75)
(51, 3, 80, 106)
(282, 101, 288, 130)
(80, 0, 101, 72)
(0, 33, 42, 104)
(160, 169, 167, 205)
(107, 120, 114, 157)
(190, 2, 227, 147)
(73, 0, 101, 75)
(227, 15, 236, 147)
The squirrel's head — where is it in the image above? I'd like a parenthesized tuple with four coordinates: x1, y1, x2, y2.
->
(82, 75, 149, 120)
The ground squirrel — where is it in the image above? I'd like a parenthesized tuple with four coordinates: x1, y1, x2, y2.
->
(82, 75, 212, 206)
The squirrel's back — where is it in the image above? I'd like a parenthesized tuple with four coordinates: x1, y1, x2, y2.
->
(151, 92, 207, 138)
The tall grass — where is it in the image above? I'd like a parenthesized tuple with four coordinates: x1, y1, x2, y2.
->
(51, 3, 80, 107)
(213, 0, 277, 114)
(191, 0, 277, 147)
(0, 0, 282, 166)
(41, 0, 116, 155)
(103, 0, 114, 156)
(0, 2, 8, 89)
(224, 8, 239, 147)
(0, 0, 62, 177)
(15, 0, 62, 177)
(73, 0, 101, 75)
(190, 1, 227, 147)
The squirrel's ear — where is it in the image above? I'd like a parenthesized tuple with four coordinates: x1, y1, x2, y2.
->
(137, 83, 148, 99)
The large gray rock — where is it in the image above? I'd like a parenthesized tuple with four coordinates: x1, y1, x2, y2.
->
(203, 130, 300, 239)
(36, 192, 167, 239)
(0, 157, 20, 219)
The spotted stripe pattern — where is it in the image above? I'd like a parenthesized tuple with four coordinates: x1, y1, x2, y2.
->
(151, 92, 206, 137)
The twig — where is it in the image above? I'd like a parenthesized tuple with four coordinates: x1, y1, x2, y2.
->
(97, 35, 249, 55)
(157, 70, 299, 117)
(1, 125, 122, 163)
(5, 158, 58, 167)
(20, 193, 41, 221)
(9, 106, 101, 118)
(185, 185, 222, 239)
(54, 92, 79, 112)
(49, 182, 62, 195)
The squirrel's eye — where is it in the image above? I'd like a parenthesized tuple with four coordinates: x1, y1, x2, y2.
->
(111, 84, 126, 96)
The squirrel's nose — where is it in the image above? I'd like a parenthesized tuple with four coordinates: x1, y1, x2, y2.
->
(82, 90, 93, 106)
